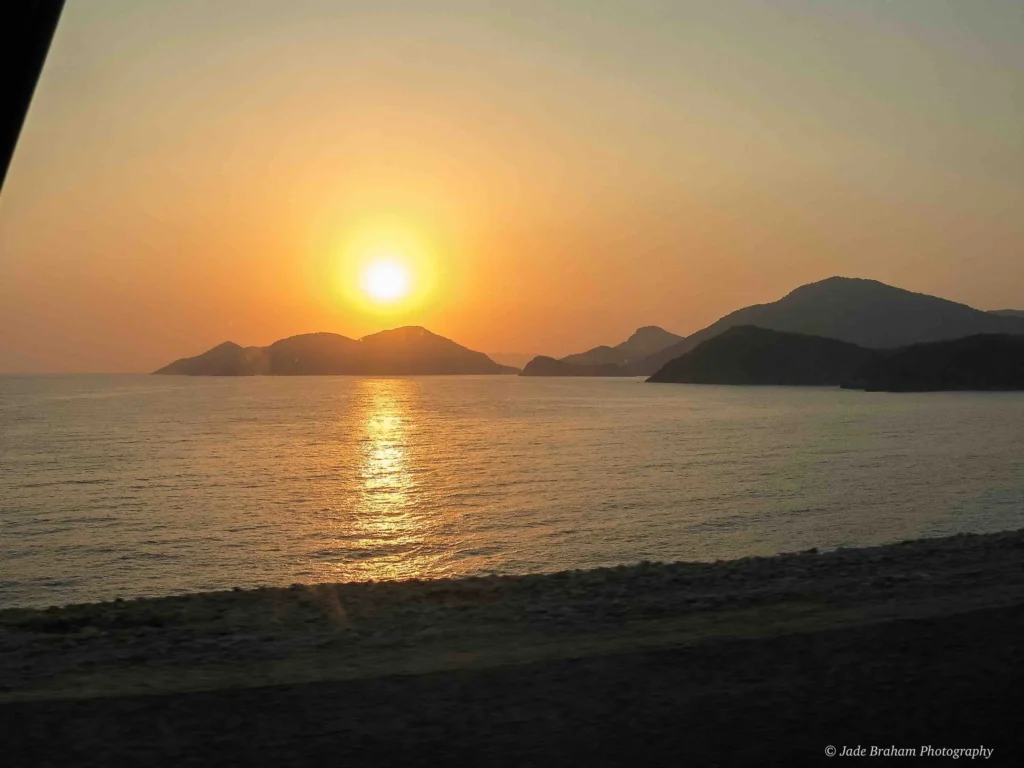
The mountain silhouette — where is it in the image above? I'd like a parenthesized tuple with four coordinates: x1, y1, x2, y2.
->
(265, 333, 364, 375)
(841, 334, 1024, 392)
(647, 326, 875, 386)
(646, 326, 1024, 391)
(989, 309, 1024, 319)
(520, 356, 626, 377)
(628, 277, 1024, 376)
(561, 325, 684, 367)
(154, 327, 518, 376)
(153, 341, 268, 376)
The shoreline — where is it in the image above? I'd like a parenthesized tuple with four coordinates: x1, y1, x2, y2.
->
(4, 527, 1023, 702)
(6, 528, 1023, 765)
(5, 520, 1015, 613)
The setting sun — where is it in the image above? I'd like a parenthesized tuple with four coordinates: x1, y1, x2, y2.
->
(337, 221, 439, 318)
(361, 260, 410, 304)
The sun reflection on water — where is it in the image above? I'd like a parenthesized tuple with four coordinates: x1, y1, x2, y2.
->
(298, 378, 471, 585)
(346, 378, 442, 581)
(362, 408, 409, 508)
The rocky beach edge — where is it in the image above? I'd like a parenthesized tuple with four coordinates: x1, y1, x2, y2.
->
(4, 528, 1023, 765)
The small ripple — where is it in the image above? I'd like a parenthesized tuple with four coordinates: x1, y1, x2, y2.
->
(311, 545, 417, 560)
(454, 546, 501, 558)
(117, 552, 181, 562)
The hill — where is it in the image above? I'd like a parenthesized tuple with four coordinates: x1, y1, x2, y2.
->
(154, 327, 518, 376)
(520, 356, 625, 377)
(628, 277, 1024, 376)
(990, 309, 1024, 319)
(646, 327, 1024, 392)
(841, 334, 1024, 392)
(264, 333, 364, 375)
(647, 326, 875, 386)
(559, 345, 624, 367)
(561, 325, 683, 368)
(152, 341, 268, 376)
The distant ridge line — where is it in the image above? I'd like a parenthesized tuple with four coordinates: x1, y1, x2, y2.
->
(521, 277, 1024, 378)
(154, 326, 519, 376)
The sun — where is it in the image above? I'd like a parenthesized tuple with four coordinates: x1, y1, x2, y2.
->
(361, 259, 410, 304)
(337, 222, 437, 315)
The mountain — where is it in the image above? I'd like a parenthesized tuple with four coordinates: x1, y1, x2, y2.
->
(989, 309, 1024, 319)
(561, 325, 684, 367)
(154, 327, 519, 376)
(265, 333, 363, 375)
(841, 334, 1024, 392)
(647, 326, 875, 386)
(628, 277, 1024, 376)
(617, 326, 687, 359)
(153, 341, 268, 376)
(359, 327, 520, 374)
(559, 345, 624, 367)
(520, 356, 625, 377)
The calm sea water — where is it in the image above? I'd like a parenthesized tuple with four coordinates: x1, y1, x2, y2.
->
(1, 374, 1022, 608)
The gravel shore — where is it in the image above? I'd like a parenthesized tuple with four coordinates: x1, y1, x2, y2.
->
(3, 528, 1023, 765)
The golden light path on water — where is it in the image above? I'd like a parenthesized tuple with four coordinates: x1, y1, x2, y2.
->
(305, 379, 446, 584)
(353, 381, 425, 580)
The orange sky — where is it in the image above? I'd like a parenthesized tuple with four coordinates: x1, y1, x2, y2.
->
(2, 0, 1023, 372)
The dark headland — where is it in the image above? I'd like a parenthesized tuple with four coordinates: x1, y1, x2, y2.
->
(4, 529, 1022, 765)
(646, 325, 875, 386)
(842, 333, 1024, 392)
(154, 326, 519, 376)
(647, 326, 1024, 391)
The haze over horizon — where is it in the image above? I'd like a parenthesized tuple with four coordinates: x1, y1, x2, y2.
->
(2, 0, 1023, 373)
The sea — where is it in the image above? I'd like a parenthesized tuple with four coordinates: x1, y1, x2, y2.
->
(1, 374, 1022, 608)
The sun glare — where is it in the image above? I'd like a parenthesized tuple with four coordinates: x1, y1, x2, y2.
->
(338, 222, 437, 315)
(361, 260, 411, 304)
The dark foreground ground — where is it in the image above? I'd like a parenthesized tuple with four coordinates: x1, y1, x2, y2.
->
(3, 530, 1023, 766)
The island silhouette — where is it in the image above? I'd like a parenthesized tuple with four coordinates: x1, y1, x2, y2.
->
(154, 326, 519, 376)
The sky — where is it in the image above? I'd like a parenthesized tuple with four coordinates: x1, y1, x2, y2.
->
(1, 0, 1022, 372)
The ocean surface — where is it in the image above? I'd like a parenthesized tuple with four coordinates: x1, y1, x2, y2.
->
(1, 374, 1022, 608)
